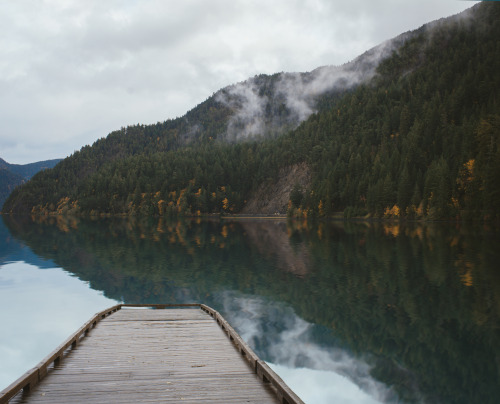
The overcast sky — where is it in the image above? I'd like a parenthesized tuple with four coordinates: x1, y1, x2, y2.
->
(0, 0, 477, 164)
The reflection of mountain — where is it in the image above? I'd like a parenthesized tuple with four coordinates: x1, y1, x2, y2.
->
(240, 220, 310, 277)
(0, 217, 55, 268)
(3, 216, 500, 404)
(0, 216, 18, 263)
(2, 216, 299, 305)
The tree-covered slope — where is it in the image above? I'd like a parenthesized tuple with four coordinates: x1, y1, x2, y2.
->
(293, 2, 500, 220)
(3, 2, 499, 220)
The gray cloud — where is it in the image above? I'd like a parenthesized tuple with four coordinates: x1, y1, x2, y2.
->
(0, 0, 476, 163)
(217, 80, 267, 140)
(215, 34, 408, 140)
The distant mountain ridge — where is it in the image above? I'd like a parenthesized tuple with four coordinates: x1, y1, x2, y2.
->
(0, 158, 61, 209)
(3, 2, 499, 219)
(0, 158, 62, 179)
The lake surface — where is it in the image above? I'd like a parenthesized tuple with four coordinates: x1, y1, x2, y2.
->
(0, 215, 499, 403)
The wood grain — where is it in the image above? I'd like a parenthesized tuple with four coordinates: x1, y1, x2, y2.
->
(8, 308, 282, 403)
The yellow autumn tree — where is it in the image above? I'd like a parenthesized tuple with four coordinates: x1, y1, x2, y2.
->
(456, 159, 477, 210)
(222, 197, 229, 211)
(318, 200, 325, 217)
(384, 204, 400, 218)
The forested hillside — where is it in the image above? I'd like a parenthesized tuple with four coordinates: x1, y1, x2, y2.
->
(3, 2, 499, 220)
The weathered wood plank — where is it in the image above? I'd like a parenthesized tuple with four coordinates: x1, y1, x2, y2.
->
(3, 305, 304, 404)
(6, 307, 288, 404)
(103, 308, 209, 321)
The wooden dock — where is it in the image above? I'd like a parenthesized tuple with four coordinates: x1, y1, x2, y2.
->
(1, 304, 303, 404)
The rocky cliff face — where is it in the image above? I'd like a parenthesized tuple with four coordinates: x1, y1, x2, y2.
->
(242, 162, 311, 214)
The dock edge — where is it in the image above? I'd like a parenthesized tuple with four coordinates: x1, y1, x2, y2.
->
(0, 303, 304, 404)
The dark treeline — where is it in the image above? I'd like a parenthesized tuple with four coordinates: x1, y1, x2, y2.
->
(3, 2, 499, 219)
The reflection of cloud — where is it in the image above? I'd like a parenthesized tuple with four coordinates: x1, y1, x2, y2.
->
(219, 292, 399, 403)
(270, 364, 383, 404)
(0, 278, 15, 289)
(0, 262, 117, 390)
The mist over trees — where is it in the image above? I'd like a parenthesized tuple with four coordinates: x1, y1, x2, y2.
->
(3, 2, 499, 220)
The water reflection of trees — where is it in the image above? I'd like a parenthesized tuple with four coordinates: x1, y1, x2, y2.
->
(294, 221, 500, 404)
(3, 216, 499, 404)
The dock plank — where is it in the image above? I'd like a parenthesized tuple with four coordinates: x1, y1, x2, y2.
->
(8, 307, 281, 403)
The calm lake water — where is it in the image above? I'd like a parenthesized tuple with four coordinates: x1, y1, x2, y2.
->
(0, 215, 499, 403)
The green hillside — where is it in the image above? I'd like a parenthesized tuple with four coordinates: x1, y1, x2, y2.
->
(3, 2, 499, 220)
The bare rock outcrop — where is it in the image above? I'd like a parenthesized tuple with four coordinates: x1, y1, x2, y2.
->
(242, 162, 311, 214)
